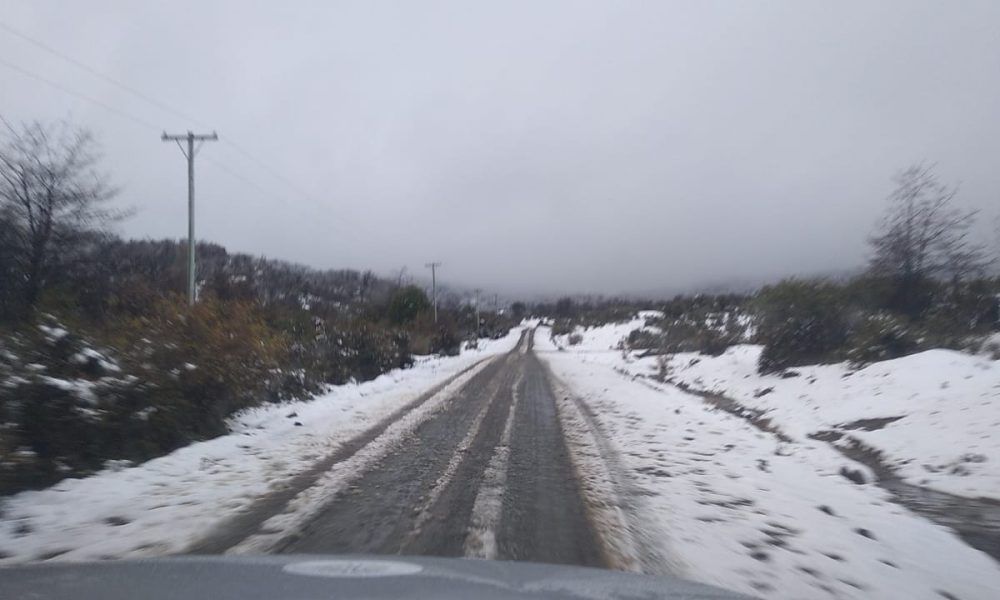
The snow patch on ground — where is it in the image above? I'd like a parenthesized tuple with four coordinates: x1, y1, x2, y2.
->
(536, 325, 1000, 600)
(663, 345, 1000, 499)
(0, 330, 523, 564)
(546, 367, 676, 575)
(549, 314, 656, 352)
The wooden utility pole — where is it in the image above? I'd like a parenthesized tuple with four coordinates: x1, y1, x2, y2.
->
(162, 130, 218, 305)
(474, 288, 482, 338)
(425, 262, 441, 323)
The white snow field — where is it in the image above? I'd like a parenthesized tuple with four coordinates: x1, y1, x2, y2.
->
(0, 329, 523, 564)
(662, 344, 1000, 500)
(538, 321, 1000, 600)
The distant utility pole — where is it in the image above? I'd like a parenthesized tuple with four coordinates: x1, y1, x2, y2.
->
(425, 262, 441, 323)
(474, 288, 482, 338)
(161, 130, 218, 306)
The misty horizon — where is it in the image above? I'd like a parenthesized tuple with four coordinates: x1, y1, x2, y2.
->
(3, 1, 999, 295)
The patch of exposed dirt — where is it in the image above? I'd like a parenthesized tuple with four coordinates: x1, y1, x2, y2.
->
(836, 416, 905, 431)
(663, 379, 794, 444)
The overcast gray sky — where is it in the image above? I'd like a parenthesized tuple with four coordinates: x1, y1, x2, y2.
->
(3, 1, 999, 296)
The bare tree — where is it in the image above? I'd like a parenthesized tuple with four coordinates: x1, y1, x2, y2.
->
(868, 164, 987, 312)
(993, 213, 1000, 272)
(0, 120, 121, 310)
(358, 270, 375, 303)
(0, 201, 18, 315)
(394, 266, 408, 289)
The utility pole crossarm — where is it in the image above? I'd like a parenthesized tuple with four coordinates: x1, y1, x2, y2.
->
(161, 130, 219, 306)
(161, 132, 219, 142)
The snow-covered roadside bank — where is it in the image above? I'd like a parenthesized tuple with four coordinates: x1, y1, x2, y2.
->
(0, 329, 524, 564)
(661, 345, 1000, 501)
(537, 325, 1000, 599)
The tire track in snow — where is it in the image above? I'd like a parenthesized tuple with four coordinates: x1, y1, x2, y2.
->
(463, 369, 524, 558)
(223, 356, 501, 555)
(402, 353, 519, 547)
(186, 355, 504, 555)
(542, 361, 681, 575)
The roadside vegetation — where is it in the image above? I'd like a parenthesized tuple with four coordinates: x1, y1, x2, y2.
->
(754, 164, 998, 373)
(0, 120, 515, 494)
(545, 164, 999, 372)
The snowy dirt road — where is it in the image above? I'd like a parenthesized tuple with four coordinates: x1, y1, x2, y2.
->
(197, 329, 608, 567)
(11, 320, 998, 598)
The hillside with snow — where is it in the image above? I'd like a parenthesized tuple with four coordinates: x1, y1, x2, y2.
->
(540, 317, 1000, 599)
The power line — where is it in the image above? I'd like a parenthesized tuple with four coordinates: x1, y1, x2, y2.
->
(219, 137, 318, 202)
(0, 49, 365, 245)
(0, 57, 161, 131)
(1, 57, 276, 200)
(0, 20, 204, 126)
(199, 156, 367, 244)
(1, 19, 319, 205)
(0, 113, 23, 139)
(202, 155, 285, 202)
(200, 155, 364, 244)
(0, 56, 290, 207)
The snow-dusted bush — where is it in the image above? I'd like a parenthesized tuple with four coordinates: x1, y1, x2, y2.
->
(631, 296, 753, 357)
(337, 323, 413, 379)
(754, 279, 850, 374)
(385, 285, 431, 325)
(845, 312, 920, 366)
(643, 317, 746, 356)
(0, 299, 288, 494)
(550, 319, 575, 337)
(1, 319, 135, 492)
(430, 323, 462, 357)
